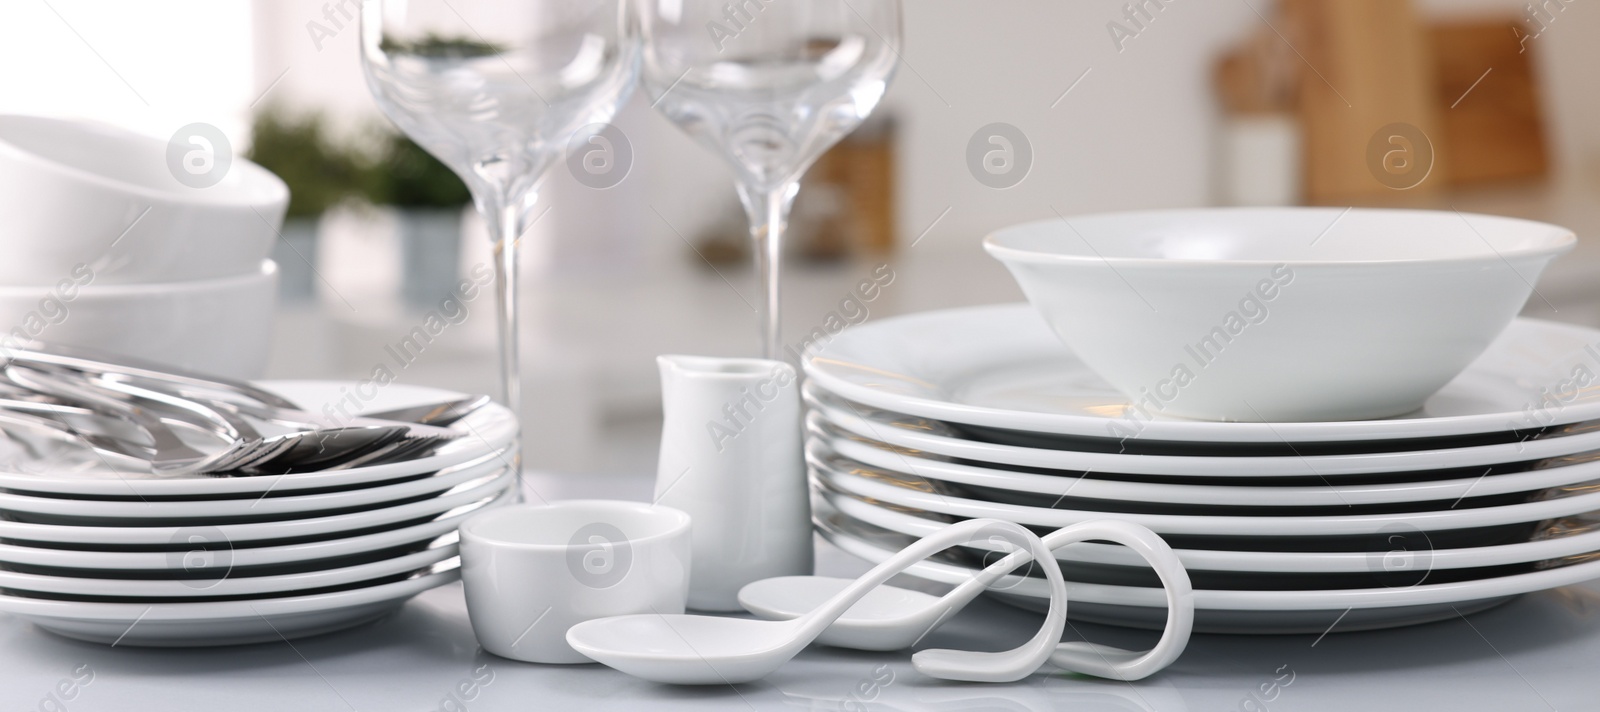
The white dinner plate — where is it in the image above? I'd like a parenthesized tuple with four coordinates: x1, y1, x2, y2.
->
(812, 429, 1600, 508)
(814, 507, 1541, 634)
(0, 540, 458, 598)
(810, 454, 1600, 537)
(804, 305, 1600, 444)
(0, 469, 513, 546)
(0, 381, 515, 497)
(0, 447, 513, 522)
(0, 488, 507, 571)
(819, 485, 1600, 573)
(0, 564, 460, 646)
(808, 394, 1600, 478)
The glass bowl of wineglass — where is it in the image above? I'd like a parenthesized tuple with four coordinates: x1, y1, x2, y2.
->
(360, 0, 639, 474)
(639, 0, 900, 358)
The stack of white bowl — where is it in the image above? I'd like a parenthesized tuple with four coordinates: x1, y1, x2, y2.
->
(0, 115, 287, 379)
(0, 381, 517, 646)
(804, 208, 1600, 634)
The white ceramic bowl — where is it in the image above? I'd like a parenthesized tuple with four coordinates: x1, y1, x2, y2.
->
(461, 501, 692, 664)
(0, 114, 288, 285)
(984, 208, 1575, 422)
(0, 259, 278, 379)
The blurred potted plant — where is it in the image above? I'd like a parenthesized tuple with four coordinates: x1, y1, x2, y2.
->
(364, 131, 472, 309)
(246, 107, 360, 302)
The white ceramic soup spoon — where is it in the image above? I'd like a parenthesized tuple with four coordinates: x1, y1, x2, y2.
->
(564, 518, 1067, 685)
(739, 519, 1194, 681)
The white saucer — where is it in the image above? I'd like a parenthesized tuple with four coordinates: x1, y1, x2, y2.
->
(0, 565, 461, 646)
(0, 469, 513, 546)
(810, 454, 1600, 537)
(804, 305, 1600, 444)
(0, 381, 516, 497)
(813, 431, 1600, 508)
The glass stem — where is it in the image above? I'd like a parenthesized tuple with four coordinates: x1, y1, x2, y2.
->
(742, 183, 793, 361)
(491, 202, 523, 501)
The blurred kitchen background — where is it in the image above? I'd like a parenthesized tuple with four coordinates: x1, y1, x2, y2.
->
(3, 0, 1596, 475)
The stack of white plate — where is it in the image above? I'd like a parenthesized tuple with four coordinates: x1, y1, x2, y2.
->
(804, 305, 1600, 634)
(0, 381, 517, 646)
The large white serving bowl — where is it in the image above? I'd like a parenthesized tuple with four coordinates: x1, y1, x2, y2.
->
(0, 259, 277, 379)
(983, 208, 1575, 422)
(0, 115, 287, 285)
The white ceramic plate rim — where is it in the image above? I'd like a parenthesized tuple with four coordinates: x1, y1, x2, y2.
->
(808, 387, 1600, 477)
(819, 487, 1600, 573)
(811, 456, 1600, 536)
(0, 446, 514, 518)
(0, 542, 457, 597)
(816, 514, 1600, 611)
(0, 487, 510, 569)
(811, 431, 1600, 507)
(0, 469, 514, 545)
(804, 306, 1600, 443)
(0, 566, 459, 621)
(0, 381, 515, 496)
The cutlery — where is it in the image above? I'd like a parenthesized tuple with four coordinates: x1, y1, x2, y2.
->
(2, 340, 299, 409)
(6, 365, 244, 475)
(739, 519, 1194, 681)
(565, 518, 1067, 685)
(222, 400, 461, 465)
(312, 432, 457, 470)
(88, 383, 436, 473)
(89, 371, 464, 438)
(359, 395, 491, 428)
(58, 370, 464, 469)
(0, 409, 150, 467)
(79, 370, 474, 438)
(113, 380, 484, 431)
(210, 425, 414, 475)
(6, 367, 417, 475)
(0, 396, 266, 461)
(88, 374, 263, 443)
(0, 394, 408, 471)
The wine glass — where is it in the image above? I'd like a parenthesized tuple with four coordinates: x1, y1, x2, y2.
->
(639, 0, 900, 359)
(360, 0, 638, 465)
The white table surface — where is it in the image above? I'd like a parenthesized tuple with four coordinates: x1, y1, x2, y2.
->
(3, 470, 1599, 712)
